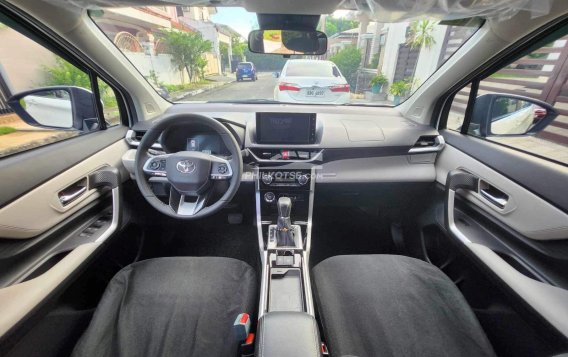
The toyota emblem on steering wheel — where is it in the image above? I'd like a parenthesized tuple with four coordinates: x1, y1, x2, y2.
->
(176, 160, 196, 174)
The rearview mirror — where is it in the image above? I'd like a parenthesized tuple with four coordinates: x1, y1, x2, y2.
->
(469, 94, 558, 137)
(8, 86, 99, 132)
(248, 30, 327, 55)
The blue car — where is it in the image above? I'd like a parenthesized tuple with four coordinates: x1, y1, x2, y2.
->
(236, 62, 257, 81)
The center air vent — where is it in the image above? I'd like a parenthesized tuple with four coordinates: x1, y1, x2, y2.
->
(249, 148, 323, 162)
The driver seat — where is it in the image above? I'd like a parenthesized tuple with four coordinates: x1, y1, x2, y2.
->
(72, 257, 257, 357)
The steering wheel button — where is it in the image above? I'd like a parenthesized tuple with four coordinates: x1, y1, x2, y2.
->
(149, 161, 160, 170)
(218, 164, 228, 174)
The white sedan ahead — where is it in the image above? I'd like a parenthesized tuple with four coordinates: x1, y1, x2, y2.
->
(273, 59, 351, 104)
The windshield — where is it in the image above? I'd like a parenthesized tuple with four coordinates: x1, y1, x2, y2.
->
(89, 7, 481, 106)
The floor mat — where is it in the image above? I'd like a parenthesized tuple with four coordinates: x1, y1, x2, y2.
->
(310, 207, 394, 267)
(156, 214, 261, 276)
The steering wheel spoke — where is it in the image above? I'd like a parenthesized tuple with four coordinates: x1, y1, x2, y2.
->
(143, 154, 171, 177)
(168, 187, 210, 216)
(209, 155, 233, 180)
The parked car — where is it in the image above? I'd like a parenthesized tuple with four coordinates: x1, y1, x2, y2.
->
(236, 62, 257, 81)
(273, 59, 350, 104)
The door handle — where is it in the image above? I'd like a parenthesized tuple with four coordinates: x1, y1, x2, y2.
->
(59, 186, 87, 206)
(479, 181, 509, 209)
(58, 184, 87, 206)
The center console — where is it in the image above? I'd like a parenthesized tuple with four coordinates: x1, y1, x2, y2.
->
(256, 166, 315, 315)
(252, 112, 322, 356)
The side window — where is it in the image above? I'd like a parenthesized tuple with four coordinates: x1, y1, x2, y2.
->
(0, 17, 115, 158)
(447, 29, 568, 166)
(98, 77, 120, 126)
(447, 84, 471, 131)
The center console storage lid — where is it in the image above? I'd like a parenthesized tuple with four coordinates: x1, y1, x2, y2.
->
(256, 311, 322, 357)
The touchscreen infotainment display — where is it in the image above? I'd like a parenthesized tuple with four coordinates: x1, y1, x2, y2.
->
(256, 113, 316, 144)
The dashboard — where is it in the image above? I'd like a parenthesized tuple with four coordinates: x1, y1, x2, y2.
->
(125, 103, 443, 184)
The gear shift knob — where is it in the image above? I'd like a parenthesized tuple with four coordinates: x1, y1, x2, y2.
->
(276, 197, 294, 247)
(277, 197, 292, 219)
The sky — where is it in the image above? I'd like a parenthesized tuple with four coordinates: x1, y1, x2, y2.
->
(211, 8, 354, 39)
(211, 8, 258, 39)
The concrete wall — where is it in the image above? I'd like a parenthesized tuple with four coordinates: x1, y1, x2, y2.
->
(126, 52, 187, 85)
(0, 26, 57, 94)
(379, 22, 408, 87)
(125, 52, 219, 85)
(379, 22, 448, 98)
(412, 25, 447, 89)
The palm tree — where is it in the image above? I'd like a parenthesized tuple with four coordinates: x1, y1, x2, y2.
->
(406, 20, 437, 50)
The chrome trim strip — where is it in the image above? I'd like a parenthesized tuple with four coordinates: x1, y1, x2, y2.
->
(255, 166, 269, 318)
(258, 252, 269, 318)
(95, 186, 120, 244)
(302, 166, 316, 316)
(447, 189, 472, 244)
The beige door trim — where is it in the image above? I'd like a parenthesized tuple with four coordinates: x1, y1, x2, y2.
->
(0, 140, 128, 239)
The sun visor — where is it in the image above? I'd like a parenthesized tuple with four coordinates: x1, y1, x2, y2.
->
(44, 0, 553, 22)
(349, 0, 553, 22)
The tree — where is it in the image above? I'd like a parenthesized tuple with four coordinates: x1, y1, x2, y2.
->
(320, 17, 359, 37)
(329, 46, 361, 90)
(231, 35, 247, 61)
(42, 57, 91, 89)
(219, 42, 230, 71)
(244, 49, 290, 71)
(41, 58, 117, 110)
(406, 20, 437, 50)
(158, 29, 213, 82)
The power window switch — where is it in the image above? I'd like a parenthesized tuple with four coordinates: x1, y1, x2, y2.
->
(84, 227, 99, 234)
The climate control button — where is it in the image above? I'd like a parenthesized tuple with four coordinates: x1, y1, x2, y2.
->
(264, 192, 276, 203)
(261, 173, 274, 185)
(297, 174, 309, 186)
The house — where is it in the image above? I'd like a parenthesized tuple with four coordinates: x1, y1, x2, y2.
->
(95, 6, 197, 85)
(177, 7, 231, 74)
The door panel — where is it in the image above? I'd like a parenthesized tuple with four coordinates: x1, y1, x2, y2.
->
(435, 140, 568, 343)
(437, 143, 568, 240)
(0, 140, 128, 238)
(0, 126, 126, 207)
(0, 243, 98, 337)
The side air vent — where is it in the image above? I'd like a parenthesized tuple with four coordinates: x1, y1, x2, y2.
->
(408, 135, 445, 154)
(125, 129, 162, 149)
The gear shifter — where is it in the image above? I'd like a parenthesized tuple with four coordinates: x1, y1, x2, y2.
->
(276, 197, 295, 246)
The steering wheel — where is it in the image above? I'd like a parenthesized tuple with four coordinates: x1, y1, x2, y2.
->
(134, 113, 242, 219)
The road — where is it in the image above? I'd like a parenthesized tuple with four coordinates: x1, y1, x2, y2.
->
(186, 72, 276, 102)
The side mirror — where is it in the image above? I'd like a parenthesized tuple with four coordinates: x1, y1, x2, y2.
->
(272, 72, 280, 78)
(469, 94, 557, 137)
(8, 86, 99, 132)
(248, 29, 327, 55)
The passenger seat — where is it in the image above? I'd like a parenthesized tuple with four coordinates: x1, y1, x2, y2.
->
(312, 255, 496, 357)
